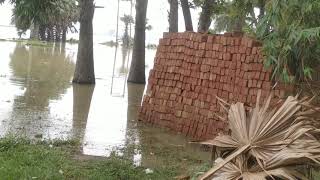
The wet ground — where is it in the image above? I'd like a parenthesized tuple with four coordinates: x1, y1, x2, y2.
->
(0, 41, 209, 172)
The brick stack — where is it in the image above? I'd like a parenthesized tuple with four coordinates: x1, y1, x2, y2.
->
(138, 32, 286, 140)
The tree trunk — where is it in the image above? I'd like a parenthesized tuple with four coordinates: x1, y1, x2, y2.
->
(198, 0, 215, 33)
(180, 0, 193, 31)
(168, 0, 178, 32)
(30, 22, 40, 40)
(62, 27, 67, 43)
(46, 26, 53, 41)
(258, 0, 265, 20)
(233, 17, 245, 32)
(73, 0, 95, 84)
(127, 0, 148, 84)
(55, 26, 61, 42)
(39, 25, 46, 41)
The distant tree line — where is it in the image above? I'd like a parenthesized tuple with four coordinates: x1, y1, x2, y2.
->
(1, 0, 78, 42)
(1, 0, 319, 84)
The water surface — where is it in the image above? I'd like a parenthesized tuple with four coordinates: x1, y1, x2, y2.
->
(0, 41, 209, 171)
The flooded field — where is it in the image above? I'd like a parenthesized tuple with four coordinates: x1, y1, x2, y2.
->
(0, 41, 209, 172)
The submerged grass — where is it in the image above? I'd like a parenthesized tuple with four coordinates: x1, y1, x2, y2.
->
(0, 137, 183, 180)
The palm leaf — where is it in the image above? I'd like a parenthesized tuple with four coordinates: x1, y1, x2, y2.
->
(198, 92, 320, 179)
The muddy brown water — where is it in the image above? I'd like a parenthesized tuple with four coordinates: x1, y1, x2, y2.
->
(0, 41, 209, 172)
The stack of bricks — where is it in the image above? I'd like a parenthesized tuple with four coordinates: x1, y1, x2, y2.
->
(138, 32, 286, 140)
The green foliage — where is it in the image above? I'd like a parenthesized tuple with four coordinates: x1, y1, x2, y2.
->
(257, 0, 320, 82)
(209, 0, 320, 82)
(209, 0, 260, 33)
(10, 0, 78, 34)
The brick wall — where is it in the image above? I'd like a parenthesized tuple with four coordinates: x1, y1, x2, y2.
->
(138, 32, 286, 140)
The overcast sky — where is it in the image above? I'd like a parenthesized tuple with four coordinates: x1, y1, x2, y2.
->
(0, 0, 200, 44)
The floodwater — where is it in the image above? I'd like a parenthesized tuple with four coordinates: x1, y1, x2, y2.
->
(0, 41, 209, 171)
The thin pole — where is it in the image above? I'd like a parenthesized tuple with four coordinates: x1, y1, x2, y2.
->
(129, 0, 133, 39)
(111, 0, 121, 94)
(116, 0, 120, 44)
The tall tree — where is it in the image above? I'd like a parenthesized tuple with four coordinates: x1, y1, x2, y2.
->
(180, 0, 193, 31)
(72, 0, 95, 84)
(168, 0, 178, 32)
(127, 0, 148, 84)
(197, 0, 215, 32)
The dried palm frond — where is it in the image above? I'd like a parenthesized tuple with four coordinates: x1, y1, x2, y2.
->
(198, 92, 320, 180)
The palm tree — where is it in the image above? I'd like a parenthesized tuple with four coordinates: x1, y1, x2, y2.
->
(127, 0, 148, 84)
(180, 0, 193, 31)
(72, 0, 95, 84)
(9, 0, 78, 41)
(120, 14, 134, 48)
(168, 0, 178, 32)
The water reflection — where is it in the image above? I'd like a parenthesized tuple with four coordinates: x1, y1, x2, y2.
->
(110, 46, 131, 97)
(0, 41, 208, 172)
(125, 83, 145, 165)
(72, 84, 95, 143)
(9, 43, 74, 109)
(4, 43, 75, 137)
(119, 46, 130, 75)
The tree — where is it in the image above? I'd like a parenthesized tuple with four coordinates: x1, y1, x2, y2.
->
(7, 0, 78, 41)
(168, 0, 178, 32)
(72, 0, 95, 84)
(120, 14, 134, 48)
(197, 0, 215, 32)
(209, 0, 259, 33)
(127, 0, 149, 84)
(180, 0, 193, 31)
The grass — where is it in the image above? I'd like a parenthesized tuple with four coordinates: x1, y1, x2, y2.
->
(0, 137, 200, 180)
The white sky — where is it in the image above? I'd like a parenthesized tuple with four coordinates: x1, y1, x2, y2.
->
(0, 0, 200, 44)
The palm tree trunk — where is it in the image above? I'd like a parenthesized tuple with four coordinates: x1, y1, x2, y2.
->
(127, 0, 148, 84)
(55, 26, 61, 42)
(62, 27, 67, 43)
(46, 26, 53, 41)
(39, 25, 46, 41)
(180, 0, 193, 31)
(258, 0, 265, 20)
(73, 0, 95, 84)
(168, 0, 178, 32)
(30, 22, 40, 40)
(198, 0, 215, 33)
(233, 17, 245, 32)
